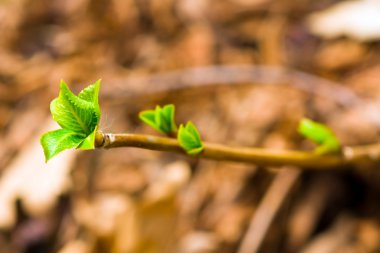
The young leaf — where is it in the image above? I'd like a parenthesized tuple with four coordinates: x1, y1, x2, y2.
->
(40, 129, 84, 162)
(298, 118, 341, 154)
(139, 104, 177, 135)
(78, 79, 101, 116)
(161, 104, 177, 133)
(51, 81, 99, 134)
(41, 80, 101, 161)
(139, 110, 157, 129)
(77, 127, 98, 150)
(178, 121, 204, 155)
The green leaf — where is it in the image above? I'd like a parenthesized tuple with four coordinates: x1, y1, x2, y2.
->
(298, 118, 341, 154)
(78, 79, 100, 104)
(40, 129, 84, 162)
(51, 80, 99, 135)
(178, 121, 204, 155)
(154, 106, 163, 131)
(41, 80, 101, 162)
(161, 104, 177, 133)
(157, 106, 170, 133)
(78, 79, 101, 116)
(139, 110, 157, 129)
(139, 104, 177, 135)
(77, 127, 98, 150)
(315, 138, 340, 155)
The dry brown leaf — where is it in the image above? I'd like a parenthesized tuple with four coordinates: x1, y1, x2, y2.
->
(74, 194, 133, 237)
(308, 0, 380, 41)
(0, 119, 76, 229)
(178, 231, 219, 253)
(57, 240, 91, 253)
(314, 40, 367, 70)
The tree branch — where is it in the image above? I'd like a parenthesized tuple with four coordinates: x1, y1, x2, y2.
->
(95, 131, 380, 169)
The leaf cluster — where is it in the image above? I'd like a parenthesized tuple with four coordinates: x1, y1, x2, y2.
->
(139, 104, 204, 155)
(178, 122, 204, 155)
(40, 80, 101, 161)
(298, 118, 341, 154)
(139, 104, 177, 135)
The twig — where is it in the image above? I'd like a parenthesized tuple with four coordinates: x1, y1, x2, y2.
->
(237, 167, 301, 253)
(287, 176, 337, 250)
(95, 132, 380, 169)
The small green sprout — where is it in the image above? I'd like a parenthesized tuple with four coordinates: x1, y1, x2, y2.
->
(40, 80, 101, 161)
(139, 104, 177, 135)
(298, 118, 341, 154)
(178, 121, 204, 155)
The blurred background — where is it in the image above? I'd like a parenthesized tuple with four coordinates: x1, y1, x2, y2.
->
(1, 0, 380, 252)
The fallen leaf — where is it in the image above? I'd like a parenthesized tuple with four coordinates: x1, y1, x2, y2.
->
(308, 0, 380, 41)
(0, 119, 76, 229)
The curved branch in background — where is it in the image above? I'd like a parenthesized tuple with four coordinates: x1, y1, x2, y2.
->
(104, 65, 360, 107)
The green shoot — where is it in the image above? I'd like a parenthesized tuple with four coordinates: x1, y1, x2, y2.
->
(178, 121, 204, 155)
(40, 80, 101, 161)
(298, 118, 341, 154)
(139, 104, 177, 135)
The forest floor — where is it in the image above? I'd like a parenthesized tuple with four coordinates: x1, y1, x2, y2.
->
(1, 0, 380, 252)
